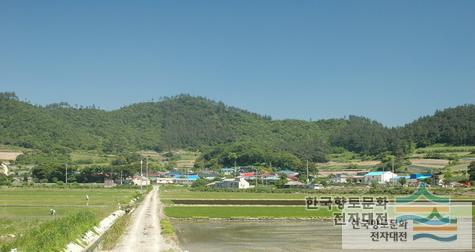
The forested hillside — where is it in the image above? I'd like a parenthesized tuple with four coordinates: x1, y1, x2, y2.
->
(0, 92, 474, 168)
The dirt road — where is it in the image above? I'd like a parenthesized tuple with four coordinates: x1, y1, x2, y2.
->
(112, 186, 164, 252)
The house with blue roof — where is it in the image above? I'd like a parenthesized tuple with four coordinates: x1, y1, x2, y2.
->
(173, 174, 199, 184)
(410, 173, 432, 180)
(364, 171, 397, 184)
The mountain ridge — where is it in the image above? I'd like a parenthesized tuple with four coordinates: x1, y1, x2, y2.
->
(0, 92, 474, 167)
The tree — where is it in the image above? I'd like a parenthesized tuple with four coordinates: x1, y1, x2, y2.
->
(275, 174, 288, 188)
(0, 174, 11, 185)
(191, 178, 208, 188)
(398, 177, 406, 186)
(443, 168, 454, 186)
(468, 161, 475, 181)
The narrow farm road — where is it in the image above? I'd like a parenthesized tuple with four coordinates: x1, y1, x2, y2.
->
(112, 186, 164, 252)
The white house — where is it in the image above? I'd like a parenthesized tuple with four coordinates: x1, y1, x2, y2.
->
(132, 176, 150, 186)
(210, 177, 251, 189)
(364, 171, 398, 184)
(156, 177, 174, 184)
(330, 174, 348, 184)
(0, 163, 8, 176)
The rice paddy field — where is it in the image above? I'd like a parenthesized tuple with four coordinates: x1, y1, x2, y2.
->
(162, 185, 475, 219)
(0, 187, 138, 245)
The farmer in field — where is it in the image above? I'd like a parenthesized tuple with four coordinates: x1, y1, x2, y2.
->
(49, 208, 56, 216)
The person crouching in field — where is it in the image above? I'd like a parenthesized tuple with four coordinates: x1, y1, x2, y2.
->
(49, 208, 56, 216)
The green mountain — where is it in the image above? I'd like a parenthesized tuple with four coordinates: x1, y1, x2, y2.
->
(0, 92, 474, 168)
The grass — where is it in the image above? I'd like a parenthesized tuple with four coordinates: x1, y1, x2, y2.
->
(161, 188, 312, 200)
(415, 145, 475, 154)
(160, 218, 175, 236)
(70, 150, 117, 166)
(1, 211, 97, 252)
(164, 206, 334, 219)
(0, 187, 138, 246)
(100, 213, 131, 250)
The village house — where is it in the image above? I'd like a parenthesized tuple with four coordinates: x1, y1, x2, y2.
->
(283, 180, 306, 188)
(156, 177, 174, 184)
(132, 176, 150, 186)
(348, 175, 365, 184)
(306, 183, 324, 190)
(0, 163, 8, 176)
(209, 177, 251, 189)
(330, 174, 348, 184)
(173, 174, 199, 184)
(220, 167, 236, 176)
(364, 171, 397, 184)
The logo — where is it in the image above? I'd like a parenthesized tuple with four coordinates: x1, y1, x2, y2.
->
(341, 183, 472, 249)
(394, 183, 457, 242)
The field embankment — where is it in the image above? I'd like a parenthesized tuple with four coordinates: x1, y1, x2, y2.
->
(0, 187, 138, 249)
(1, 211, 97, 251)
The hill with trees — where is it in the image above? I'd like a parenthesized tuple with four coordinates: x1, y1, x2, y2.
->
(0, 92, 474, 169)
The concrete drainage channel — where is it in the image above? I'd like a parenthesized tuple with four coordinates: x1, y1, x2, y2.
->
(65, 198, 139, 252)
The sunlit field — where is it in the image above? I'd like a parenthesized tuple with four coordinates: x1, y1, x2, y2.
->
(0, 187, 138, 245)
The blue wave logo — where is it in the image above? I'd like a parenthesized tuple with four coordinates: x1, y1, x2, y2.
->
(413, 233, 457, 242)
(394, 183, 457, 243)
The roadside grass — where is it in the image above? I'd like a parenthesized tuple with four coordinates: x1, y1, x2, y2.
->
(1, 211, 97, 252)
(100, 213, 131, 250)
(164, 206, 335, 219)
(0, 187, 137, 245)
(160, 218, 175, 236)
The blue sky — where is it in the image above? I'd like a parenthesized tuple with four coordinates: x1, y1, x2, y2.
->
(0, 0, 474, 126)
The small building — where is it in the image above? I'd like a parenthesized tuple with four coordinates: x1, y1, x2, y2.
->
(364, 171, 397, 184)
(348, 175, 364, 184)
(220, 168, 236, 176)
(279, 169, 299, 177)
(318, 169, 369, 177)
(410, 173, 432, 180)
(283, 180, 306, 188)
(132, 176, 150, 186)
(104, 179, 116, 188)
(261, 173, 280, 183)
(306, 183, 324, 190)
(198, 170, 219, 180)
(209, 177, 251, 189)
(0, 163, 8, 176)
(391, 175, 410, 184)
(330, 174, 348, 184)
(173, 174, 199, 184)
(147, 172, 168, 183)
(240, 172, 255, 178)
(156, 177, 174, 184)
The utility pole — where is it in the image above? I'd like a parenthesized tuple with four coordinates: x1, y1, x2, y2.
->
(391, 156, 395, 173)
(234, 160, 237, 177)
(255, 166, 258, 187)
(65, 163, 68, 185)
(146, 156, 149, 178)
(140, 159, 143, 193)
(306, 160, 309, 183)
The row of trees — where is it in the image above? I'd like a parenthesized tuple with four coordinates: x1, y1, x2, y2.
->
(28, 152, 145, 183)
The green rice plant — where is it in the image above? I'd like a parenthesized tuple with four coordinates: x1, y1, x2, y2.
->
(1, 211, 97, 252)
